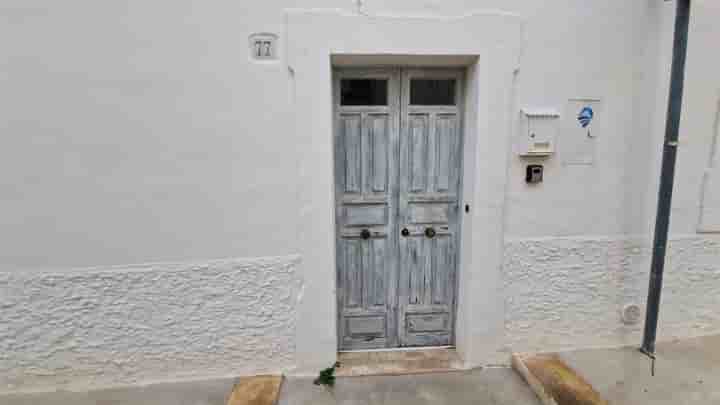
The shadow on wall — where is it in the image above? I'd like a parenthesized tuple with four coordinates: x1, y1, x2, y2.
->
(699, 100, 720, 232)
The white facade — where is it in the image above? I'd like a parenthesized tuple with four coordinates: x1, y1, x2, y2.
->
(1, 0, 720, 394)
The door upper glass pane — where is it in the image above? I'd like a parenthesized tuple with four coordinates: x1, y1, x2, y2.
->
(410, 79, 456, 105)
(341, 79, 388, 106)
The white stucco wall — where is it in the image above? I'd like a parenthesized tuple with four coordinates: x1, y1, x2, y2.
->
(504, 235, 720, 354)
(0, 256, 302, 393)
(1, 0, 720, 394)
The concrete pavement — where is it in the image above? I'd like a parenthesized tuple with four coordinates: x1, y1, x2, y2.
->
(278, 368, 540, 405)
(559, 334, 720, 404)
(0, 377, 235, 405)
(9, 334, 718, 405)
(0, 368, 540, 405)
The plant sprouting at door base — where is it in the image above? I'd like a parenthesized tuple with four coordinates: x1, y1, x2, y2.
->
(313, 362, 340, 387)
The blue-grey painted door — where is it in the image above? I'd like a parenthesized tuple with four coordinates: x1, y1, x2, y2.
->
(335, 69, 401, 350)
(397, 69, 463, 347)
(335, 68, 462, 350)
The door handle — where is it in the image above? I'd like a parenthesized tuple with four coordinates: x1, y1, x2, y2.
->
(425, 227, 436, 238)
(401, 228, 410, 237)
(360, 229, 371, 240)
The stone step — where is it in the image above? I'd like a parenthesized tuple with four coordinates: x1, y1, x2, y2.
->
(226, 375, 283, 405)
(512, 353, 608, 405)
(336, 348, 464, 377)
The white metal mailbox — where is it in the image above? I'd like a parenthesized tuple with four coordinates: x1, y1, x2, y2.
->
(517, 107, 560, 157)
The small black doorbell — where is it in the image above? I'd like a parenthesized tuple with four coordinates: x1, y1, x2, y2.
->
(526, 165, 543, 184)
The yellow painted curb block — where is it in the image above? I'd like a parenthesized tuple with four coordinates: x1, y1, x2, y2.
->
(226, 375, 283, 405)
(512, 353, 608, 405)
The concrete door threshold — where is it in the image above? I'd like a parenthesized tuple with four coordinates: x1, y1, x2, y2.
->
(335, 347, 464, 377)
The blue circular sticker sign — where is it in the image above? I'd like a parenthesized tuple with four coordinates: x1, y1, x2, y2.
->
(577, 106, 594, 128)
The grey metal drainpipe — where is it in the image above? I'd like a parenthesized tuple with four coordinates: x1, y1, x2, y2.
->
(640, 0, 691, 360)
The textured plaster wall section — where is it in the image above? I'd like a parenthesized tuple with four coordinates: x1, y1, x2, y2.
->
(0, 255, 302, 394)
(504, 236, 720, 354)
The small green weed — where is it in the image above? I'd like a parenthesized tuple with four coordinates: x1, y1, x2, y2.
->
(313, 362, 340, 387)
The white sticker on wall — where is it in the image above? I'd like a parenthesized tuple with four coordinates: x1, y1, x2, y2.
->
(562, 98, 602, 165)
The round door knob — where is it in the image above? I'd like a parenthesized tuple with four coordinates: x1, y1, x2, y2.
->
(360, 229, 371, 240)
(401, 228, 410, 237)
(425, 227, 436, 238)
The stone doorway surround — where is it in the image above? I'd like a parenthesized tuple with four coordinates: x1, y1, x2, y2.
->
(285, 8, 526, 375)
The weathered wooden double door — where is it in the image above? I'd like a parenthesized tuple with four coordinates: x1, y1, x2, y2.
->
(334, 68, 463, 350)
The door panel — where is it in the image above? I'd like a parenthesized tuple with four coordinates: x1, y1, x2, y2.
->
(335, 68, 462, 349)
(335, 69, 400, 350)
(398, 69, 462, 347)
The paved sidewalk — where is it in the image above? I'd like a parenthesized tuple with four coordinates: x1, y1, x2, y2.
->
(559, 334, 720, 404)
(0, 377, 235, 405)
(278, 368, 540, 405)
(0, 367, 539, 405)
